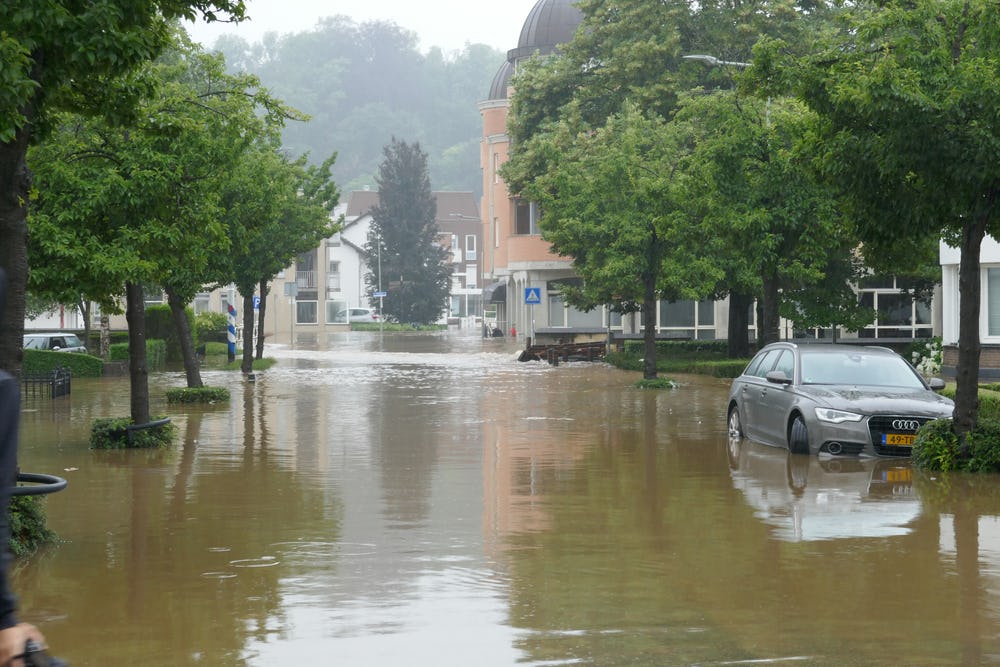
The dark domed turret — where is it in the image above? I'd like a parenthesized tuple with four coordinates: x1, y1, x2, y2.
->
(487, 60, 514, 100)
(507, 0, 583, 62)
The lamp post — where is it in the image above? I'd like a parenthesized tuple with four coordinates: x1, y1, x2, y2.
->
(683, 53, 768, 126)
(682, 54, 752, 68)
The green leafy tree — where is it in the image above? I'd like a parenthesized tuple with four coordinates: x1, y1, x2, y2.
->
(0, 0, 247, 375)
(673, 89, 868, 349)
(215, 144, 340, 373)
(756, 0, 999, 435)
(509, 104, 722, 379)
(365, 138, 450, 325)
(27, 34, 295, 420)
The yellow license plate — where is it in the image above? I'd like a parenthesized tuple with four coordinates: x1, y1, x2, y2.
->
(882, 433, 915, 446)
(882, 469, 913, 483)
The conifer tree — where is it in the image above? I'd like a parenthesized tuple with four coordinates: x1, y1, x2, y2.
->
(365, 138, 451, 325)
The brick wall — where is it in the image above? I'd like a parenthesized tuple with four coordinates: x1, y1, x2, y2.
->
(943, 345, 1000, 380)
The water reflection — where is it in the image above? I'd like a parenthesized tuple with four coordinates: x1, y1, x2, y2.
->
(10, 332, 1000, 665)
(727, 439, 921, 541)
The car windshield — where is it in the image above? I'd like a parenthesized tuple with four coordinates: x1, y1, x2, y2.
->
(800, 351, 925, 388)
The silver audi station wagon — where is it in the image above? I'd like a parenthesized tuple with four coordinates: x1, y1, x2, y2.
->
(726, 343, 954, 457)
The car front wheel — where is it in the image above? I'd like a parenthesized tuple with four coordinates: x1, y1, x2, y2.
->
(789, 415, 810, 454)
(727, 406, 743, 438)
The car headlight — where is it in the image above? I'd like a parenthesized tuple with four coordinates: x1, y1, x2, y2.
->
(814, 407, 864, 424)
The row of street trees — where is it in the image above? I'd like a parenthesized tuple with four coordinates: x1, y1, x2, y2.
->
(503, 0, 991, 438)
(2, 4, 339, 425)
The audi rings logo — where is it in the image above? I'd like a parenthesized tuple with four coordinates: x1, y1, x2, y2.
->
(892, 419, 921, 431)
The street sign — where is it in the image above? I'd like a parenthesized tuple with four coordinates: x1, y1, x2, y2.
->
(252, 296, 261, 310)
(524, 287, 541, 304)
(373, 291, 387, 298)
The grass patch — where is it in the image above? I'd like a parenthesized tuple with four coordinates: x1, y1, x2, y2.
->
(165, 386, 230, 404)
(90, 416, 175, 449)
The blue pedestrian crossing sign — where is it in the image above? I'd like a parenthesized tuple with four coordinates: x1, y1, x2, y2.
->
(524, 287, 541, 304)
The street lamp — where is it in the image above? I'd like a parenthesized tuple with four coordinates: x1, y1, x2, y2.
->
(683, 53, 768, 126)
(682, 54, 752, 69)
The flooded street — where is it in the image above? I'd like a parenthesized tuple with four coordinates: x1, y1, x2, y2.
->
(11, 329, 1000, 665)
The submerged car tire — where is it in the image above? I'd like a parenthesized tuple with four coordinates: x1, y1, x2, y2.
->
(789, 415, 810, 454)
(727, 406, 743, 438)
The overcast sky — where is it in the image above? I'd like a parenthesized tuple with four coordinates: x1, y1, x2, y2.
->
(185, 0, 542, 54)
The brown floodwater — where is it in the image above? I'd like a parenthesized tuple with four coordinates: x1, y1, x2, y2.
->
(10, 329, 1000, 665)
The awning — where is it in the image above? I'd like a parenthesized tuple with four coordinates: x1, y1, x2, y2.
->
(482, 281, 506, 304)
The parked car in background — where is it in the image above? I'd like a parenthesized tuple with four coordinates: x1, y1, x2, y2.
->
(726, 342, 954, 457)
(23, 332, 88, 353)
(337, 308, 380, 323)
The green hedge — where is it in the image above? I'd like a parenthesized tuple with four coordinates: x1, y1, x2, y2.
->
(621, 339, 729, 359)
(9, 496, 56, 559)
(165, 386, 230, 403)
(22, 349, 103, 377)
(108, 338, 166, 369)
(194, 311, 229, 344)
(90, 416, 175, 449)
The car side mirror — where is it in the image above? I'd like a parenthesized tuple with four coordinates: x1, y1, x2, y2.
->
(766, 370, 792, 385)
(928, 377, 946, 391)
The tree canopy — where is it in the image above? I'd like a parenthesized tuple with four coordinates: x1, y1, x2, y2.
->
(0, 0, 247, 374)
(756, 0, 1000, 434)
(365, 138, 450, 325)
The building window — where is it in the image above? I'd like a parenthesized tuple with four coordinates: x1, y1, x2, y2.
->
(513, 198, 539, 235)
(327, 259, 341, 292)
(658, 299, 716, 340)
(143, 285, 164, 306)
(494, 217, 500, 248)
(987, 269, 1000, 337)
(193, 293, 211, 315)
(465, 235, 477, 260)
(466, 264, 477, 289)
(858, 275, 932, 338)
(296, 301, 318, 325)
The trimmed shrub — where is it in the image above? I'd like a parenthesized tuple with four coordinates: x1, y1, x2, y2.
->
(635, 378, 678, 389)
(22, 349, 103, 377)
(194, 311, 229, 345)
(9, 496, 56, 559)
(913, 418, 961, 472)
(165, 386, 230, 404)
(966, 418, 1000, 473)
(91, 416, 175, 449)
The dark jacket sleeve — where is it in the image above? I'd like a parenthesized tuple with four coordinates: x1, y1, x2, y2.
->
(0, 372, 20, 629)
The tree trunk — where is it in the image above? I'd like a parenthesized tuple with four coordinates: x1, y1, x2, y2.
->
(100, 313, 111, 360)
(78, 297, 92, 352)
(642, 274, 658, 380)
(760, 271, 781, 345)
(256, 279, 268, 360)
(0, 127, 32, 378)
(241, 292, 254, 374)
(125, 281, 150, 425)
(165, 286, 202, 388)
(953, 218, 987, 437)
(727, 291, 753, 358)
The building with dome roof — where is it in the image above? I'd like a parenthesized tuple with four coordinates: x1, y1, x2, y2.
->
(478, 0, 598, 342)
